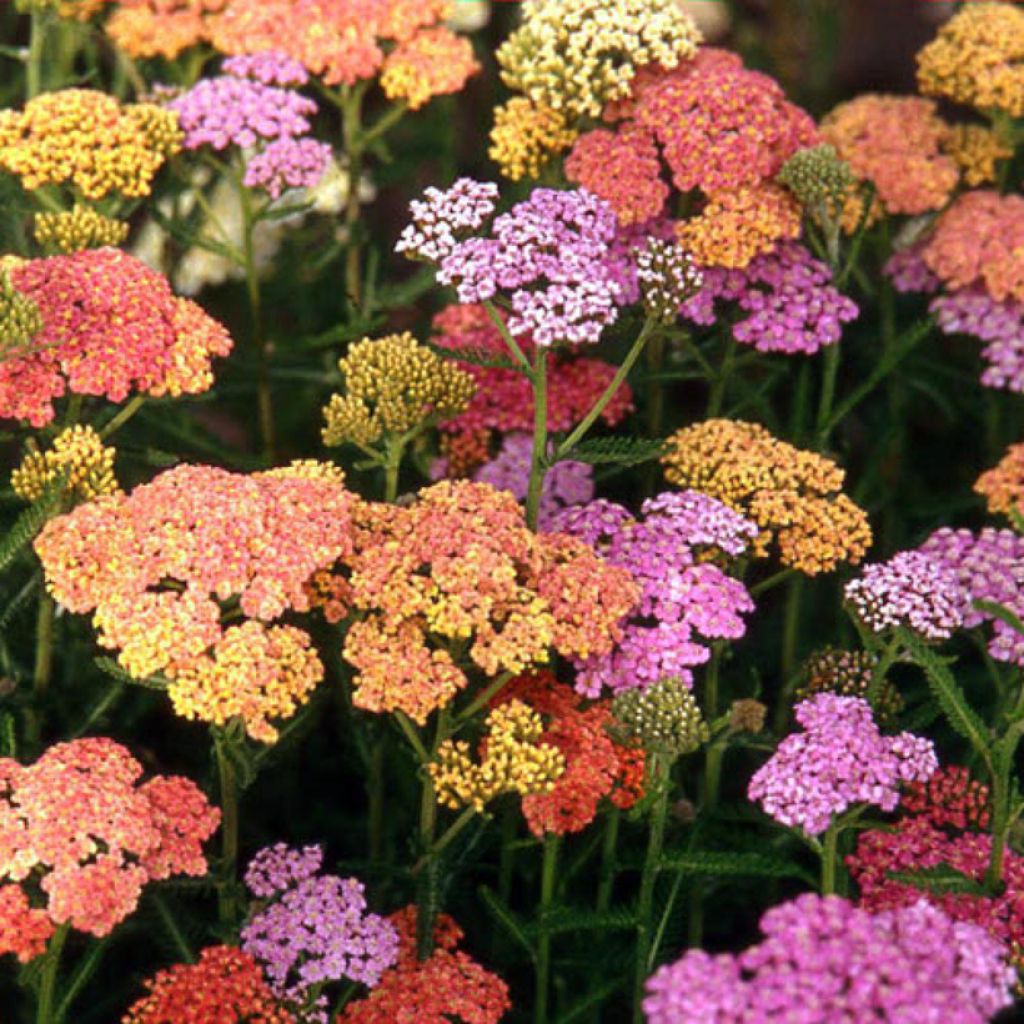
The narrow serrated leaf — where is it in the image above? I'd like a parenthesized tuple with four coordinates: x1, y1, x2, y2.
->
(478, 885, 535, 961)
(522, 906, 637, 939)
(554, 436, 666, 468)
(427, 342, 521, 372)
(888, 864, 988, 896)
(659, 850, 810, 881)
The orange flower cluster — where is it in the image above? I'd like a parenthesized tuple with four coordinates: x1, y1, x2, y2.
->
(489, 97, 579, 183)
(821, 95, 958, 216)
(917, 1, 1024, 118)
(124, 945, 296, 1024)
(0, 738, 218, 953)
(340, 907, 511, 1024)
(498, 672, 645, 837)
(0, 89, 181, 200)
(342, 481, 638, 724)
(204, 0, 478, 107)
(661, 420, 872, 575)
(920, 190, 1024, 303)
(105, 0, 227, 62)
(566, 48, 813, 267)
(944, 124, 1012, 188)
(975, 442, 1024, 518)
(34, 463, 355, 741)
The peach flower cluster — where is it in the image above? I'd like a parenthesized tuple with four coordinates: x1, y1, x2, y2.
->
(34, 463, 355, 741)
(0, 738, 218, 957)
(341, 481, 638, 724)
(975, 441, 1024, 518)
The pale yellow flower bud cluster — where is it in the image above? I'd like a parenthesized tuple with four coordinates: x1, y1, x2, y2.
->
(34, 206, 130, 254)
(12, 425, 118, 503)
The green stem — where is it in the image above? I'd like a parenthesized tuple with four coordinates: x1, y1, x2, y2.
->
(643, 333, 667, 495)
(394, 710, 430, 763)
(28, 590, 55, 751)
(704, 740, 725, 809)
(483, 300, 531, 373)
(36, 922, 69, 1024)
(26, 8, 50, 100)
(413, 806, 476, 872)
(341, 84, 368, 312)
(706, 334, 736, 418)
(454, 670, 514, 727)
(774, 575, 806, 732)
(865, 636, 901, 708)
(54, 937, 109, 1023)
(368, 736, 386, 863)
(821, 819, 840, 895)
(383, 444, 402, 504)
(814, 342, 841, 450)
(554, 321, 655, 462)
(98, 395, 145, 441)
(526, 347, 548, 531)
(633, 756, 669, 1024)
(595, 806, 620, 913)
(214, 733, 240, 926)
(535, 833, 560, 1024)
(416, 709, 451, 960)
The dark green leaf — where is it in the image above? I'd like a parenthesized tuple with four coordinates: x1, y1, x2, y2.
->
(478, 885, 535, 961)
(659, 850, 810, 881)
(887, 864, 988, 897)
(553, 436, 667, 468)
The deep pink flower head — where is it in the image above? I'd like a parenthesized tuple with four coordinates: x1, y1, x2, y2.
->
(244, 136, 333, 199)
(2, 249, 232, 426)
(644, 894, 1015, 1023)
(680, 243, 858, 355)
(845, 549, 964, 640)
(748, 694, 937, 836)
(552, 492, 757, 696)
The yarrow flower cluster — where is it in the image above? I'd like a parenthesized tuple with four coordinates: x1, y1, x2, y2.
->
(206, 0, 479, 107)
(797, 647, 903, 722)
(170, 54, 331, 199)
(400, 181, 623, 346)
(431, 304, 633, 473)
(748, 694, 937, 837)
(100, 0, 224, 61)
(124, 945, 296, 1024)
(33, 205, 129, 253)
(34, 462, 355, 741)
(339, 907, 511, 1024)
(11, 425, 118, 504)
(321, 332, 474, 450)
(612, 676, 709, 760)
(0, 267, 42, 358)
(0, 738, 218, 957)
(634, 239, 703, 323)
(777, 143, 855, 220)
(643, 893, 1015, 1024)
(917, 1, 1024, 118)
(976, 442, 1024, 517)
(552, 491, 757, 696)
(661, 419, 873, 575)
(0, 248, 232, 427)
(845, 549, 965, 640)
(0, 88, 181, 200)
(679, 242, 858, 355)
(341, 481, 638, 723)
(918, 527, 1024, 666)
(241, 844, 399, 1019)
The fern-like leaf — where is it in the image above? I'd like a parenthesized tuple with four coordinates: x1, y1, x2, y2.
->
(658, 850, 811, 882)
(522, 906, 636, 939)
(94, 657, 168, 691)
(974, 598, 1024, 639)
(478, 885, 535, 960)
(0, 479, 65, 577)
(427, 342, 522, 372)
(887, 863, 988, 897)
(552, 436, 666, 468)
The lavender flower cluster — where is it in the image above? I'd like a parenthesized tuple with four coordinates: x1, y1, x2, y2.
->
(240, 843, 399, 1021)
(170, 52, 331, 199)
(680, 242, 859, 355)
(552, 492, 757, 696)
(644, 894, 1015, 1023)
(747, 693, 936, 836)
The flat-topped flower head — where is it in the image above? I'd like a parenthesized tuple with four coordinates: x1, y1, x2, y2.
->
(397, 178, 499, 264)
(976, 441, 1024, 518)
(917, 1, 1024, 117)
(945, 124, 1013, 187)
(662, 419, 872, 574)
(0, 89, 180, 200)
(0, 738, 218, 948)
(12, 425, 118, 504)
(489, 98, 578, 182)
(748, 694, 937, 836)
(612, 676, 709, 759)
(644, 894, 1015, 1023)
(1, 249, 232, 427)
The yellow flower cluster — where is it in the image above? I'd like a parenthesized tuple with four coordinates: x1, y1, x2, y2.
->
(11, 426, 118, 504)
(975, 441, 1024, 518)
(676, 184, 802, 270)
(166, 621, 324, 744)
(493, 0, 700, 170)
(0, 90, 182, 200)
(34, 206, 130, 253)
(943, 124, 1012, 187)
(661, 419, 873, 575)
(429, 699, 565, 812)
(917, 2, 1024, 117)
(489, 98, 578, 182)
(380, 27, 481, 111)
(322, 332, 475, 449)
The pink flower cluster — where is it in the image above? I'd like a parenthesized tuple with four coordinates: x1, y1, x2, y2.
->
(400, 180, 622, 345)
(679, 243, 859, 355)
(844, 549, 965, 639)
(0, 738, 218, 955)
(747, 694, 937, 836)
(170, 52, 330, 198)
(643, 893, 1015, 1024)
(2, 249, 232, 426)
(552, 492, 757, 696)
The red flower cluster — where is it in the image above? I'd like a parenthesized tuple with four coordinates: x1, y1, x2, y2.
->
(340, 907, 511, 1023)
(3, 249, 232, 427)
(0, 738, 218, 956)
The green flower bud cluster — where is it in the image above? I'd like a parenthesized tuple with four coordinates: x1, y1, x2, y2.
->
(612, 677, 709, 759)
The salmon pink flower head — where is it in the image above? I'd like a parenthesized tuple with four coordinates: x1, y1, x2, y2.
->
(748, 694, 937, 837)
(338, 906, 511, 1024)
(241, 844, 399, 1019)
(34, 462, 354, 741)
(0, 737, 218, 954)
(340, 480, 638, 723)
(0, 248, 232, 427)
(552, 492, 757, 697)
(644, 894, 1015, 1024)
(124, 945, 296, 1024)
(170, 54, 331, 199)
(399, 181, 622, 346)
